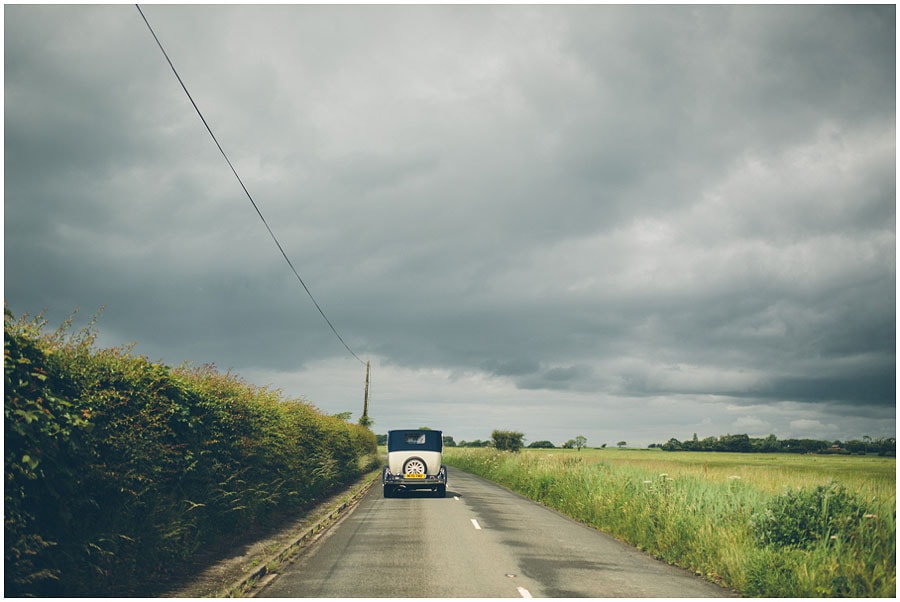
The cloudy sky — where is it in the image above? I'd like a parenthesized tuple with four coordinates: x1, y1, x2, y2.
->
(5, 4, 895, 447)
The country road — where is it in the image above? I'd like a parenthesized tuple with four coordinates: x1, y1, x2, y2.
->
(256, 469, 735, 598)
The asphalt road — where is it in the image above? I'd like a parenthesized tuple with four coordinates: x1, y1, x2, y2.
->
(257, 469, 734, 598)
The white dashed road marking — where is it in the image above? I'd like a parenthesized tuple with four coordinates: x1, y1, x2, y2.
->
(470, 518, 482, 530)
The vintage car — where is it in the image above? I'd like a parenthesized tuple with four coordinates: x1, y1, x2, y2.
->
(382, 429, 448, 498)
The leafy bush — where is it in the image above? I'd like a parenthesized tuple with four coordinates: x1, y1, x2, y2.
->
(751, 482, 867, 549)
(5, 307, 377, 596)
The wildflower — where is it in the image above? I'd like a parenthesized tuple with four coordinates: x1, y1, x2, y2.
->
(658, 473, 668, 478)
(643, 480, 652, 485)
(728, 475, 741, 480)
(864, 513, 877, 519)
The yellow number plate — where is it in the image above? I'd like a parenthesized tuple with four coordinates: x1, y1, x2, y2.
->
(405, 473, 425, 479)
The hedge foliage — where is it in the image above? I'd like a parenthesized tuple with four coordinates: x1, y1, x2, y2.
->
(4, 307, 377, 596)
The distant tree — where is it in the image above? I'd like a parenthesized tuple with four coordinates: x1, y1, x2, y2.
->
(574, 435, 588, 451)
(844, 439, 865, 454)
(358, 415, 373, 428)
(491, 430, 525, 452)
(719, 433, 752, 453)
(459, 439, 491, 448)
(662, 438, 682, 451)
(376, 434, 388, 446)
(527, 440, 556, 448)
(683, 434, 712, 451)
(562, 439, 575, 449)
(617, 441, 627, 448)
(442, 435, 457, 447)
(755, 434, 779, 453)
(332, 411, 353, 421)
(601, 443, 607, 449)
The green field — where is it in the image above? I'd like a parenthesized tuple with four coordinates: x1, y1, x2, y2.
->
(444, 447, 895, 597)
(559, 447, 895, 494)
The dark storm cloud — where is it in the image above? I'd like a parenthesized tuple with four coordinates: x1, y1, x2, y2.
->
(4, 5, 894, 444)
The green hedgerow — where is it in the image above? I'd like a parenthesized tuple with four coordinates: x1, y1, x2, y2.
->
(5, 306, 377, 596)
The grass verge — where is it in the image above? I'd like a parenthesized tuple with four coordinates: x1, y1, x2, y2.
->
(445, 447, 895, 597)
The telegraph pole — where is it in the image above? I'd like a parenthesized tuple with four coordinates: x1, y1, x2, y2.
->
(361, 360, 371, 426)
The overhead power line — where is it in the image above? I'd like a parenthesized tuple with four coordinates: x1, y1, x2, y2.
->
(136, 4, 365, 365)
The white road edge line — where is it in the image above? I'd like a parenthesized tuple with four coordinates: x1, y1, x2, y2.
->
(517, 586, 532, 598)
(470, 518, 482, 530)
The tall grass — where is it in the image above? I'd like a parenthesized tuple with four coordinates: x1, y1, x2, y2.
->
(445, 447, 895, 597)
(5, 308, 377, 596)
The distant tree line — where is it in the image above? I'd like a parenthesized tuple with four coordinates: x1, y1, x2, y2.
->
(379, 430, 589, 452)
(651, 433, 896, 456)
(380, 429, 896, 457)
(455, 439, 492, 447)
(459, 433, 590, 451)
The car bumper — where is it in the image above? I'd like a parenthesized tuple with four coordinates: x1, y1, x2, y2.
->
(383, 466, 447, 488)
(385, 477, 446, 489)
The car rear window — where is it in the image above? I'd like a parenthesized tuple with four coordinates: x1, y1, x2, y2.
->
(388, 430, 443, 452)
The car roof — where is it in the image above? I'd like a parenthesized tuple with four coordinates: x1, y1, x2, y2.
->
(387, 428, 442, 435)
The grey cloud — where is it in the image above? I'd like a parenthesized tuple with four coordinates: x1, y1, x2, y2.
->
(4, 5, 894, 445)
(481, 358, 542, 378)
(751, 372, 895, 406)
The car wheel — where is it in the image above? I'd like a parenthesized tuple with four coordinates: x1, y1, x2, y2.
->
(402, 457, 427, 475)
